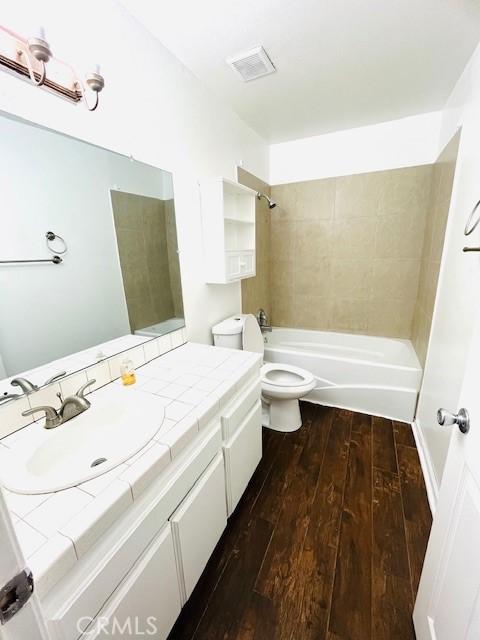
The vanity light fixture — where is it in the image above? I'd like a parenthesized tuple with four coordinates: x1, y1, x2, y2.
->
(22, 29, 52, 86)
(0, 25, 105, 111)
(73, 67, 105, 112)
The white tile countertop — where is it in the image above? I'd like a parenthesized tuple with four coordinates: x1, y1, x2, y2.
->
(0, 342, 261, 599)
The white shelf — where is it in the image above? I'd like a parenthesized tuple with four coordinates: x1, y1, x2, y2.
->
(200, 178, 257, 284)
(224, 217, 255, 224)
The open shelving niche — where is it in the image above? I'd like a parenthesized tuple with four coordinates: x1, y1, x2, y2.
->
(200, 177, 257, 284)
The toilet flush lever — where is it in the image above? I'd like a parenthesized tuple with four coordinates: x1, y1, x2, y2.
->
(437, 408, 470, 434)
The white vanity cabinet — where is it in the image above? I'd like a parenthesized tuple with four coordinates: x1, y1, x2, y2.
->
(170, 453, 227, 603)
(81, 525, 181, 639)
(38, 361, 262, 640)
(223, 401, 262, 515)
(221, 380, 263, 516)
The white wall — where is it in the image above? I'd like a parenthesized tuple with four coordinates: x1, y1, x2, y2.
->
(269, 111, 442, 185)
(415, 41, 480, 503)
(0, 0, 268, 345)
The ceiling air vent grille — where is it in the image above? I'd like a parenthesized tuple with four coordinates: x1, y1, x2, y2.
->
(226, 46, 276, 82)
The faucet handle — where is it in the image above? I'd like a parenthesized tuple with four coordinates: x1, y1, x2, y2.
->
(22, 405, 60, 429)
(76, 379, 96, 399)
(44, 371, 67, 385)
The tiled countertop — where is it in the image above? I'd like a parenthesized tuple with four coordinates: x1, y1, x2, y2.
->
(0, 342, 261, 599)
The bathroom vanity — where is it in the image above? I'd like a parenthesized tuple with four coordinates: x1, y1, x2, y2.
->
(0, 109, 264, 639)
(0, 339, 262, 639)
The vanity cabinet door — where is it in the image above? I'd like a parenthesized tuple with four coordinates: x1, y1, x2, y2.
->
(82, 524, 181, 640)
(170, 453, 227, 603)
(223, 400, 262, 516)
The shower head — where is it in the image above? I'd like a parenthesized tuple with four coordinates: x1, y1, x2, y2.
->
(256, 192, 277, 209)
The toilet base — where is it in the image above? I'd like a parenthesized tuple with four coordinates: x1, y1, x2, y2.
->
(262, 397, 302, 432)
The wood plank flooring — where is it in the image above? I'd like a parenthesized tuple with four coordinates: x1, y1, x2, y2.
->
(168, 403, 432, 640)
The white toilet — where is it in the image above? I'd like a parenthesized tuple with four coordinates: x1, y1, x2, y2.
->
(212, 314, 316, 432)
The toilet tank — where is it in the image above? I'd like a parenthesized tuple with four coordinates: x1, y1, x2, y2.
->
(212, 316, 244, 349)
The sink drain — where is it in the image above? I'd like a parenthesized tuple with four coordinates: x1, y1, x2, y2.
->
(91, 457, 107, 468)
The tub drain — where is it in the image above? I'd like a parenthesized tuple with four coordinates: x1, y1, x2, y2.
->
(91, 457, 107, 468)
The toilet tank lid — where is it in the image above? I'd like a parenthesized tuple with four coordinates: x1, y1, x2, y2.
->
(212, 316, 244, 336)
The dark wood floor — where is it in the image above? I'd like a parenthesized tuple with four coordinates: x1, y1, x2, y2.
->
(168, 403, 432, 640)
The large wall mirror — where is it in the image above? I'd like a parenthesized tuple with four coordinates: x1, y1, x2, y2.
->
(0, 114, 184, 396)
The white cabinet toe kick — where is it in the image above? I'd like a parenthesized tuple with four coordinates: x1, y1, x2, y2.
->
(41, 372, 262, 640)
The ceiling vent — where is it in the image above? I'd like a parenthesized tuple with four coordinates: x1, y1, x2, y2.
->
(226, 46, 276, 82)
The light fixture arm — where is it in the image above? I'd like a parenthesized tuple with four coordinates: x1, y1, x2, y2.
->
(18, 49, 47, 86)
(18, 34, 52, 87)
(74, 71, 105, 112)
(75, 81, 99, 111)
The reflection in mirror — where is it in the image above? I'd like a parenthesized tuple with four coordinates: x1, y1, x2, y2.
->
(111, 191, 184, 338)
(0, 114, 184, 396)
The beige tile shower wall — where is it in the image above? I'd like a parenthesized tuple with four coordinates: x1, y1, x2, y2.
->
(111, 192, 175, 331)
(238, 168, 272, 320)
(270, 165, 434, 337)
(411, 133, 460, 366)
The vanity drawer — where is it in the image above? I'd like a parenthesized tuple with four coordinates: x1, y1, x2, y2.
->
(221, 379, 261, 441)
(81, 524, 181, 639)
(170, 453, 227, 603)
(223, 400, 262, 516)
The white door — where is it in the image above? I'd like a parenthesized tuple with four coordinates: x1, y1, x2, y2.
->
(414, 310, 480, 639)
(0, 487, 49, 640)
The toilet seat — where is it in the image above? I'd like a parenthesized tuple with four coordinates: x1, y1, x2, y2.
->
(212, 314, 316, 432)
(261, 363, 315, 388)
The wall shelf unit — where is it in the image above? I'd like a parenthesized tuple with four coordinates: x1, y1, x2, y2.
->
(200, 177, 257, 284)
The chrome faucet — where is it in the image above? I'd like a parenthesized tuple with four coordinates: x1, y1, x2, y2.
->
(256, 308, 272, 332)
(11, 377, 39, 394)
(9, 371, 67, 397)
(21, 379, 96, 429)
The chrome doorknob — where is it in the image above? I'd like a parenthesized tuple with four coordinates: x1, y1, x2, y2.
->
(437, 408, 470, 434)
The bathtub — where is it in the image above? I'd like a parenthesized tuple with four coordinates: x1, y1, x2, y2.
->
(263, 328, 422, 422)
(134, 317, 185, 338)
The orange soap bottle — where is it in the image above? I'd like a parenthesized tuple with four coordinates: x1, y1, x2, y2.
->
(120, 357, 136, 386)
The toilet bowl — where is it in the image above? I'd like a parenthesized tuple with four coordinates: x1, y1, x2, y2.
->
(261, 362, 315, 431)
(212, 314, 316, 432)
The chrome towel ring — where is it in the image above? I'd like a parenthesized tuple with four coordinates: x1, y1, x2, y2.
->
(463, 199, 480, 252)
(464, 199, 480, 236)
(46, 230, 68, 255)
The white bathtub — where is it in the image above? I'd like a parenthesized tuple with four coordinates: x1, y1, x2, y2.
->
(263, 328, 422, 422)
(134, 317, 185, 338)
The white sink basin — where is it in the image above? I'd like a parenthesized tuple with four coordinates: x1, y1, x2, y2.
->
(0, 385, 166, 495)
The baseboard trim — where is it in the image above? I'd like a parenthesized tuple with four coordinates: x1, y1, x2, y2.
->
(411, 419, 439, 516)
